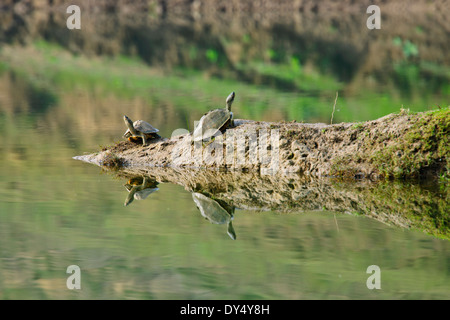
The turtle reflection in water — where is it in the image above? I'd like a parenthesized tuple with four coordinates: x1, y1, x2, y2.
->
(192, 192, 236, 240)
(124, 176, 159, 206)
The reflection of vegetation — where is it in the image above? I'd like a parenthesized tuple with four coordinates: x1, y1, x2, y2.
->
(99, 166, 449, 240)
(3, 154, 446, 299)
(0, 68, 58, 114)
(27, 82, 58, 113)
(339, 181, 449, 240)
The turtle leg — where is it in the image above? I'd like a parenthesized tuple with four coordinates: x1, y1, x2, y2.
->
(128, 136, 141, 143)
(141, 133, 147, 146)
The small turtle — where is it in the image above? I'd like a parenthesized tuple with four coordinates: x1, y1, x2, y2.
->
(192, 192, 236, 240)
(123, 115, 160, 146)
(124, 176, 159, 206)
(192, 91, 235, 142)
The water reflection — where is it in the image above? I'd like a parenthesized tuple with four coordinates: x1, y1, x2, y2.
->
(192, 192, 236, 240)
(102, 164, 449, 241)
(123, 176, 159, 206)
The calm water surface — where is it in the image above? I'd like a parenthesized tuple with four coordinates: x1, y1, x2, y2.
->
(0, 113, 448, 300)
(0, 2, 449, 300)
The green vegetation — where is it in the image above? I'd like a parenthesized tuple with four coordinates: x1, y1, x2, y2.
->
(370, 108, 449, 179)
(101, 152, 125, 168)
(329, 107, 449, 185)
(393, 37, 419, 59)
(352, 122, 364, 130)
(205, 48, 219, 64)
(1, 39, 446, 127)
(0, 61, 9, 74)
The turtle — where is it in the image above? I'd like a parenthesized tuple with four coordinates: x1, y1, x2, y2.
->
(123, 115, 160, 146)
(192, 91, 235, 143)
(192, 192, 236, 240)
(124, 176, 159, 206)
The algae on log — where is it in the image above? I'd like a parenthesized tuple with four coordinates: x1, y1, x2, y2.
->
(76, 108, 449, 180)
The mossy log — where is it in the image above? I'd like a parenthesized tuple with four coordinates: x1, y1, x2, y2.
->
(76, 108, 449, 180)
(74, 108, 449, 239)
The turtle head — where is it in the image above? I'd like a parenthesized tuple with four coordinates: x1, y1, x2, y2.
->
(123, 115, 136, 134)
(226, 91, 235, 111)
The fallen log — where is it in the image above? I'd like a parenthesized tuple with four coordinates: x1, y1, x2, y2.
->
(75, 108, 449, 180)
(73, 108, 449, 239)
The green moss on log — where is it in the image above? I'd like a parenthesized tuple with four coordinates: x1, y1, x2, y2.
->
(371, 108, 449, 179)
(331, 107, 449, 180)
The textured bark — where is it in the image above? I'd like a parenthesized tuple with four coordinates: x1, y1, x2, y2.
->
(75, 109, 449, 180)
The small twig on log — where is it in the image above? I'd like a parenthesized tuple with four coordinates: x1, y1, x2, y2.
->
(331, 91, 338, 124)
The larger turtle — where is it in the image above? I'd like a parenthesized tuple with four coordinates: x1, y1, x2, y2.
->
(123, 115, 160, 146)
(192, 91, 235, 142)
(192, 192, 236, 240)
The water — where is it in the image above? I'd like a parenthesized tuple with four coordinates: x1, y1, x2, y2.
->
(0, 2, 449, 300)
(1, 113, 448, 299)
(1, 163, 449, 300)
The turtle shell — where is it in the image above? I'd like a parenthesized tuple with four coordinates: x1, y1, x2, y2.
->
(133, 120, 159, 134)
(193, 108, 232, 142)
(123, 120, 159, 138)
